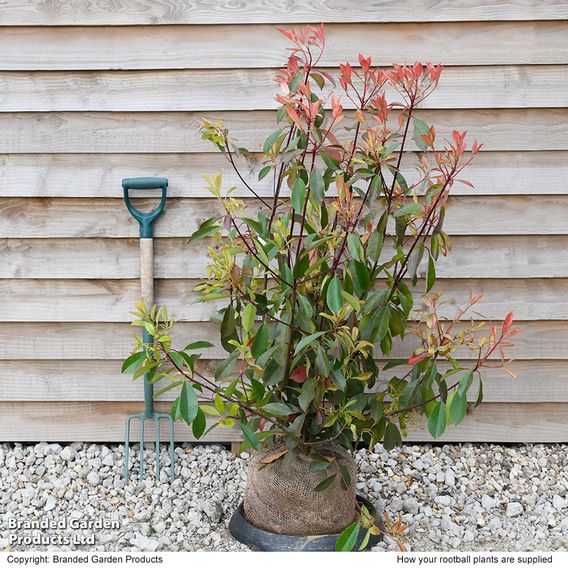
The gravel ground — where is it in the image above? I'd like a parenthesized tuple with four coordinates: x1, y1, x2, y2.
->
(0, 442, 567, 552)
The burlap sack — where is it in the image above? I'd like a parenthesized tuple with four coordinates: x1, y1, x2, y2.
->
(243, 444, 358, 536)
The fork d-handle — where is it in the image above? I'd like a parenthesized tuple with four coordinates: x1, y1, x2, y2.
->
(122, 177, 168, 239)
(122, 177, 168, 416)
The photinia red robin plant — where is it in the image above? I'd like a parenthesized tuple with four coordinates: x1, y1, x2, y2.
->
(124, 24, 520, 549)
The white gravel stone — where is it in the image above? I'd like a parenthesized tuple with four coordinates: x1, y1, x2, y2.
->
(481, 495, 495, 509)
(403, 497, 420, 515)
(86, 471, 100, 486)
(444, 469, 456, 486)
(553, 495, 565, 510)
(102, 454, 115, 467)
(60, 447, 76, 462)
(506, 502, 524, 517)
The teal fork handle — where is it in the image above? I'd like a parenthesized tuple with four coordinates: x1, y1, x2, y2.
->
(122, 177, 168, 238)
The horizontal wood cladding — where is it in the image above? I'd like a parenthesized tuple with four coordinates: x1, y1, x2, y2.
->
(0, 402, 566, 443)
(1, 65, 567, 111)
(0, 360, 561, 403)
(0, 152, 564, 198)
(0, 9, 566, 443)
(1, 195, 567, 237)
(1, 1, 566, 25)
(0, 110, 565, 153)
(0, 22, 567, 71)
(1, 278, 566, 322)
(2, 236, 567, 279)
(0, 402, 241, 442)
(0, 321, 561, 361)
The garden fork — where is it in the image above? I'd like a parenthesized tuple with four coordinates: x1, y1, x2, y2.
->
(122, 177, 175, 482)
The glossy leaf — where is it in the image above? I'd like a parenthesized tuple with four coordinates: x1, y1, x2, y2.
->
(449, 392, 467, 425)
(292, 177, 306, 211)
(262, 402, 293, 417)
(428, 401, 447, 438)
(310, 168, 325, 202)
(239, 422, 260, 450)
(184, 341, 214, 351)
(326, 277, 343, 313)
(121, 351, 146, 374)
(179, 381, 199, 425)
(336, 522, 360, 551)
(314, 473, 337, 492)
(192, 407, 206, 438)
(426, 255, 436, 292)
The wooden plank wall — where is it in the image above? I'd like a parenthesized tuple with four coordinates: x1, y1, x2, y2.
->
(1, 0, 568, 443)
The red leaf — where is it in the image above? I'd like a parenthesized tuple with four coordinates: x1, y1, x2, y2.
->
(457, 179, 475, 189)
(408, 352, 428, 366)
(502, 311, 514, 334)
(290, 366, 307, 383)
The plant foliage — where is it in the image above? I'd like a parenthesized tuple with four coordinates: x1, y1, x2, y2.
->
(124, 24, 520, 548)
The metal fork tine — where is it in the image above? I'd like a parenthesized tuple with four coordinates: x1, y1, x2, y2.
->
(124, 416, 133, 480)
(169, 416, 175, 481)
(155, 418, 161, 481)
(139, 418, 145, 481)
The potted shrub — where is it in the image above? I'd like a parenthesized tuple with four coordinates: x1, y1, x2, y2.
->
(123, 24, 519, 551)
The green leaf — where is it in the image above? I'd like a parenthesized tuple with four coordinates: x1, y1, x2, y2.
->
(221, 305, 239, 353)
(367, 230, 384, 263)
(214, 350, 238, 382)
(294, 331, 326, 356)
(407, 240, 424, 280)
(251, 323, 269, 359)
(358, 528, 372, 551)
(449, 392, 467, 425)
(179, 381, 199, 426)
(170, 397, 181, 421)
(326, 276, 343, 313)
(352, 260, 371, 292)
(121, 351, 146, 374)
(335, 522, 360, 552)
(250, 377, 265, 400)
(262, 402, 293, 417)
(201, 405, 220, 416)
(291, 177, 306, 211)
(383, 421, 401, 451)
(347, 233, 364, 262)
(457, 370, 474, 398)
(184, 341, 214, 351)
(413, 118, 430, 151)
(314, 473, 337, 492)
(154, 379, 185, 398)
(426, 254, 436, 292)
(258, 165, 272, 181)
(239, 422, 259, 451)
(394, 202, 421, 218)
(192, 407, 206, 438)
(189, 218, 221, 244)
(242, 303, 256, 334)
(321, 151, 340, 171)
(428, 401, 447, 438)
(374, 307, 391, 341)
(298, 377, 316, 412)
(311, 72, 326, 90)
(263, 129, 283, 154)
(475, 379, 484, 408)
(339, 464, 351, 490)
(310, 168, 325, 202)
(309, 460, 331, 472)
(315, 346, 331, 376)
(263, 359, 285, 387)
